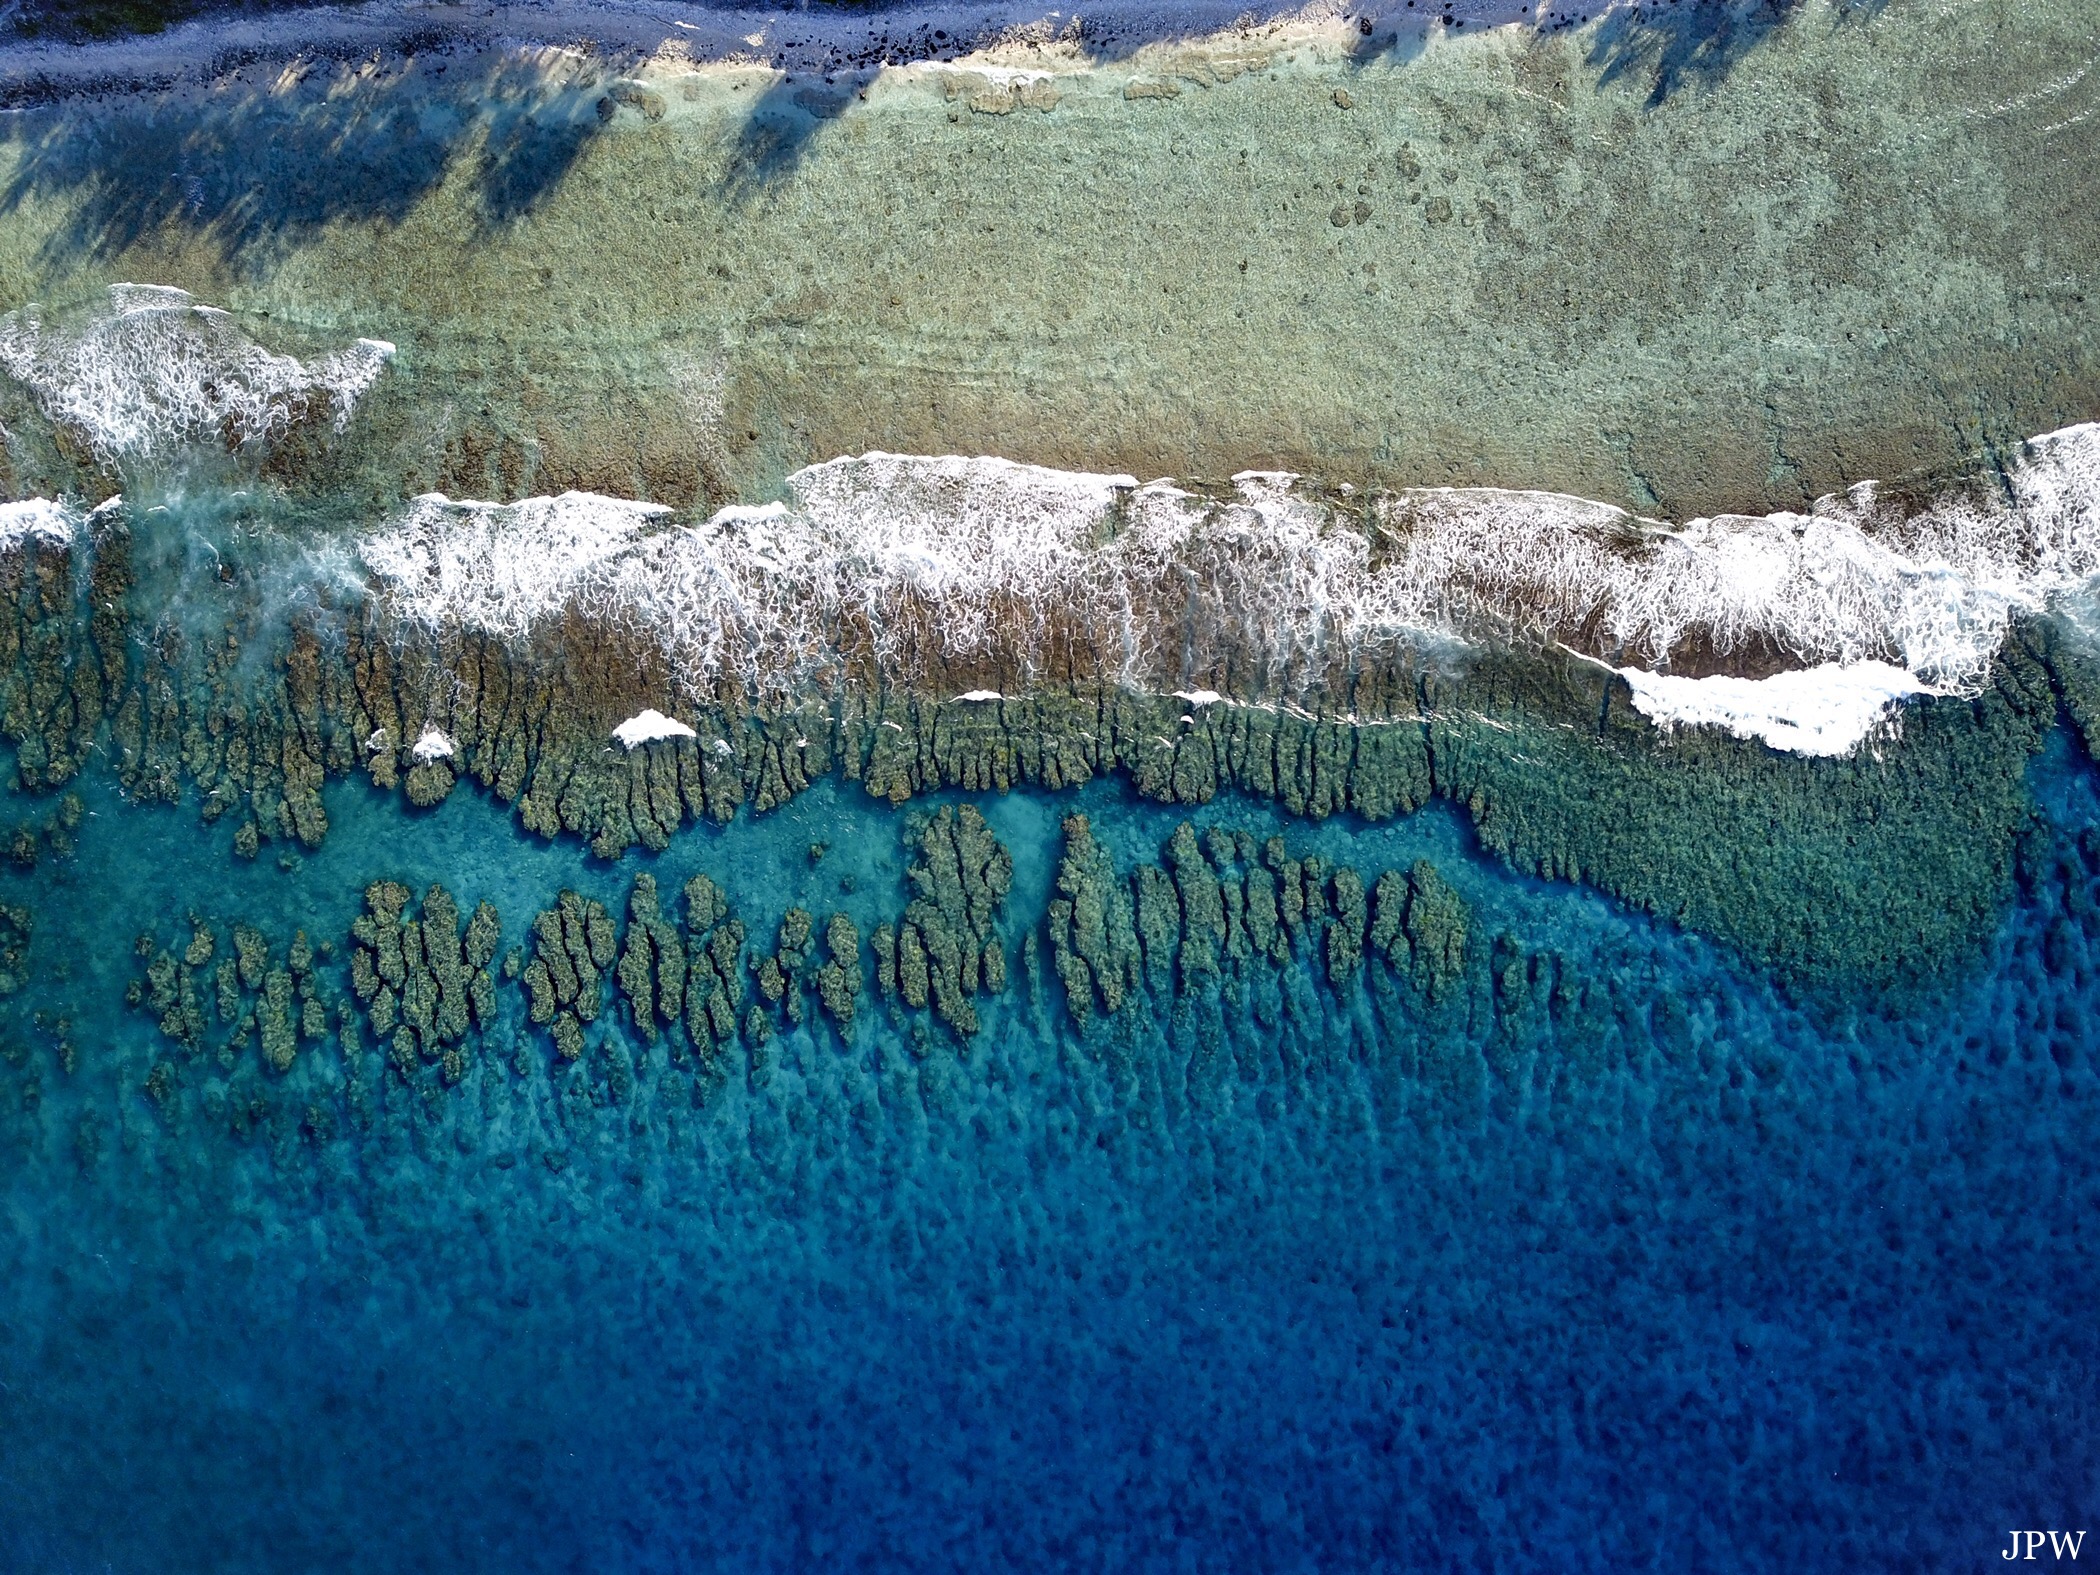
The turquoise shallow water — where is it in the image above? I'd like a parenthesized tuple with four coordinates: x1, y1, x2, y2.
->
(0, 735, 2094, 1570)
(4, 0, 2097, 514)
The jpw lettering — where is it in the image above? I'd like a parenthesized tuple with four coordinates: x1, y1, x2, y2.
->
(2004, 1531, 2088, 1561)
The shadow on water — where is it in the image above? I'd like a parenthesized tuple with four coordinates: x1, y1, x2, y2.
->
(717, 74, 856, 204)
(1336, 0, 1889, 105)
(0, 0, 1902, 255)
(0, 34, 861, 249)
(1584, 0, 1890, 106)
(0, 48, 645, 268)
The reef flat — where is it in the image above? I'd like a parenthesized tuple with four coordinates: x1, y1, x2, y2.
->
(0, 1, 2097, 1570)
(0, 0, 2095, 515)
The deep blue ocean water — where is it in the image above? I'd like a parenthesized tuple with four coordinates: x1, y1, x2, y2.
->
(0, 730, 2093, 1573)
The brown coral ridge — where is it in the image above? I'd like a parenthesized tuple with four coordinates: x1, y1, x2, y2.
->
(1047, 813, 1473, 1028)
(319, 623, 2086, 989)
(128, 912, 340, 1076)
(613, 874, 733, 1061)
(0, 516, 131, 795)
(3, 789, 84, 871)
(350, 881, 501, 1082)
(129, 873, 742, 1090)
(7, 513, 1437, 859)
(3, 512, 2087, 987)
(548, 872, 849, 1071)
(521, 889, 616, 1063)
(106, 808, 1813, 1138)
(0, 901, 28, 996)
(870, 804, 1011, 1041)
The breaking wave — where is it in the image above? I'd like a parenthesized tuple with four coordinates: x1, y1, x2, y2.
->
(11, 390, 2094, 758)
(358, 427, 2100, 753)
(1379, 423, 2100, 688)
(1612, 660, 1932, 759)
(0, 495, 84, 551)
(0, 284, 393, 462)
(361, 455, 1393, 700)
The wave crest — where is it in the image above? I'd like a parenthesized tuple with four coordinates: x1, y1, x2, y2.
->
(0, 284, 393, 462)
(360, 456, 1399, 698)
(360, 428, 2100, 722)
(1377, 423, 2100, 689)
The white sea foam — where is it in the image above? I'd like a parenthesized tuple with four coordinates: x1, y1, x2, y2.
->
(1370, 422, 2100, 691)
(0, 285, 394, 462)
(358, 426, 2100, 758)
(1615, 661, 1931, 757)
(0, 497, 81, 550)
(411, 725, 455, 763)
(612, 709, 697, 748)
(361, 491, 672, 638)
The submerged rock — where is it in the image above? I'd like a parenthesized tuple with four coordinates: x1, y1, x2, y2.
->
(0, 904, 28, 995)
(615, 873, 685, 1045)
(892, 804, 1012, 1039)
(0, 494, 2066, 991)
(15, 475, 2080, 1001)
(1046, 813, 1142, 1023)
(1043, 817, 1476, 1023)
(258, 968, 296, 1072)
(679, 873, 746, 1063)
(524, 890, 615, 1060)
(814, 912, 862, 1030)
(352, 881, 500, 1080)
(1395, 860, 1470, 1000)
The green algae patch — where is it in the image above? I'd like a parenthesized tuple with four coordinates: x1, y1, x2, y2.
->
(1422, 640, 2059, 993)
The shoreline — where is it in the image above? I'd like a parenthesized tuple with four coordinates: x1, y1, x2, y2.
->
(2, 7, 2093, 522)
(0, 0, 1546, 103)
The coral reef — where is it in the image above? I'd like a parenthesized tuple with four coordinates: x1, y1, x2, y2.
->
(23, 501, 2069, 993)
(1047, 815, 1475, 1030)
(679, 874, 748, 1065)
(0, 903, 29, 995)
(113, 805, 1505, 1106)
(350, 881, 501, 1080)
(614, 873, 684, 1047)
(814, 912, 862, 1031)
(873, 805, 1011, 1038)
(522, 890, 616, 1062)
(129, 910, 349, 1077)
(1046, 813, 1142, 1021)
